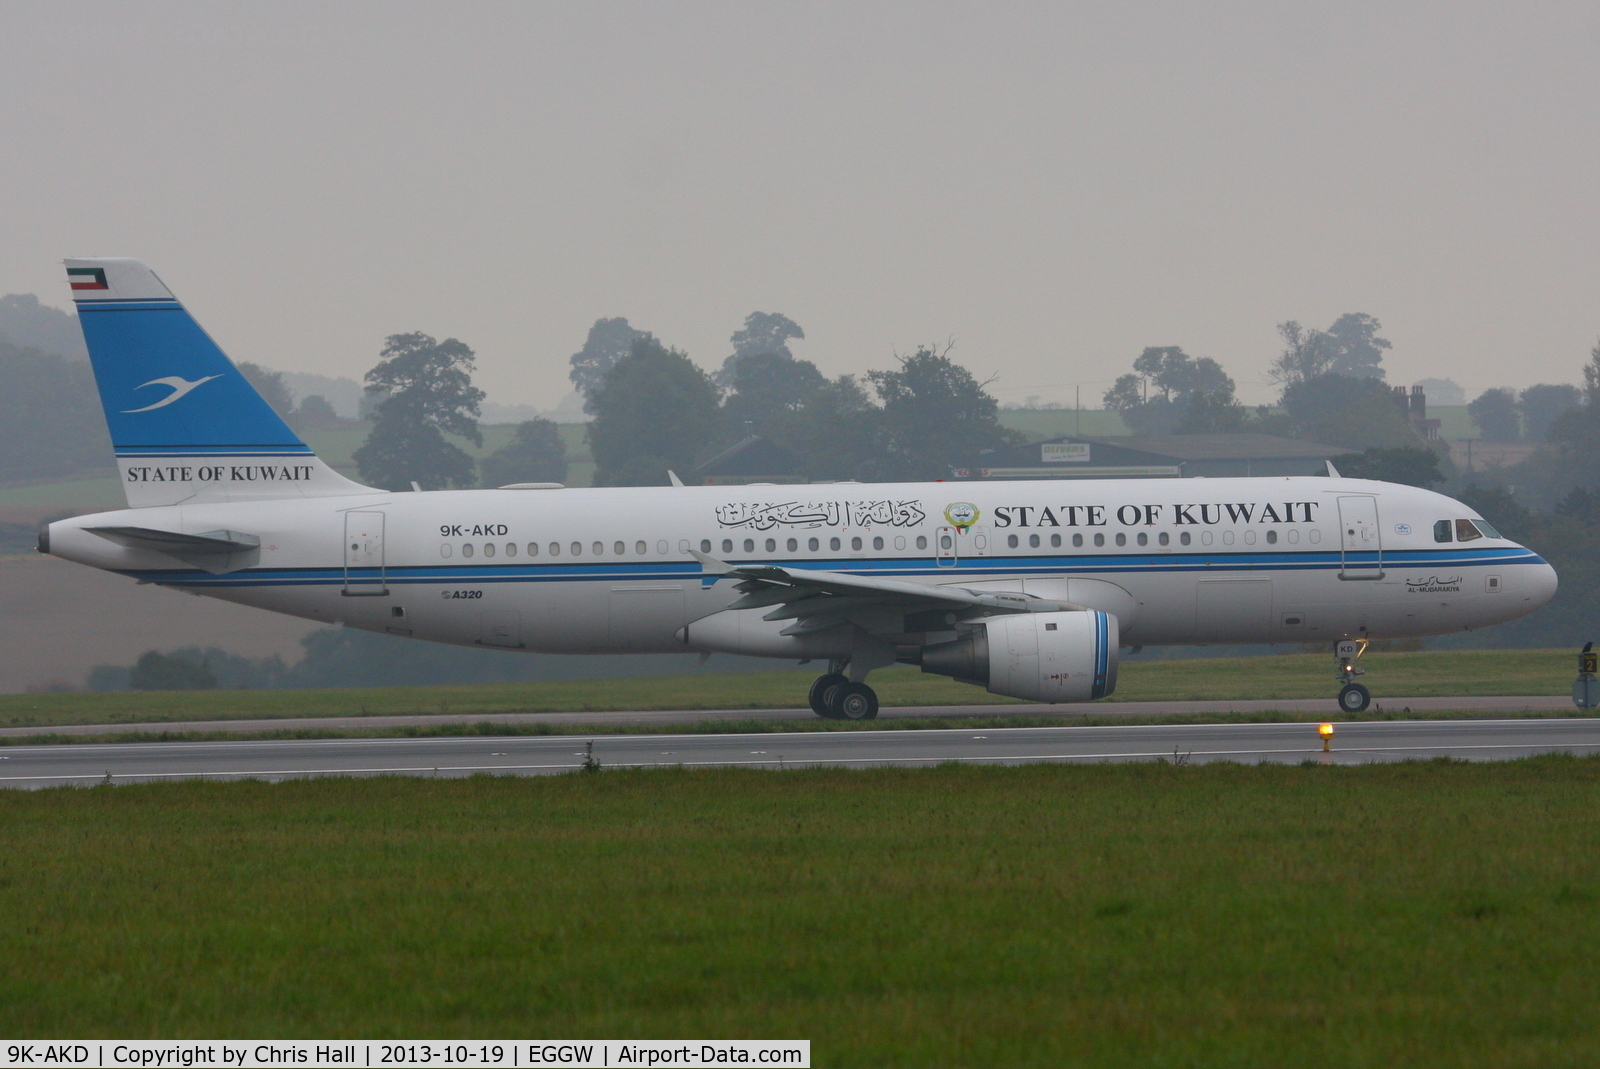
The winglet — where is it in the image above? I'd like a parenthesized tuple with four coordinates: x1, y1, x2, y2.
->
(668, 470, 686, 487)
(1325, 460, 1342, 478)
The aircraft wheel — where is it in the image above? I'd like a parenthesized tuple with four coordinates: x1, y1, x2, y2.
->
(809, 673, 848, 718)
(830, 682, 879, 721)
(1338, 683, 1371, 714)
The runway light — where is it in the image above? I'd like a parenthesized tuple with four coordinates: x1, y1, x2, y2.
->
(1319, 723, 1334, 752)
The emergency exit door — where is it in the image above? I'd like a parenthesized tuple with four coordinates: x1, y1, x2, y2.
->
(1337, 496, 1383, 580)
(343, 511, 388, 596)
(935, 526, 959, 568)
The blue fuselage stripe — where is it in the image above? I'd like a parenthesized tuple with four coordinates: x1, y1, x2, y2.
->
(117, 546, 1547, 588)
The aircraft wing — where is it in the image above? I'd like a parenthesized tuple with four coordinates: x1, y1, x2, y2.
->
(693, 550, 1076, 637)
(85, 526, 262, 575)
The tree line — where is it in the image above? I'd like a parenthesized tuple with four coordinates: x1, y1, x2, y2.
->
(349, 313, 1020, 490)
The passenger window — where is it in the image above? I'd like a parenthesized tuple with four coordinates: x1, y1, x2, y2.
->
(592, 542, 603, 555)
(505, 543, 516, 557)
(1180, 531, 1191, 546)
(916, 535, 928, 550)
(571, 542, 582, 556)
(462, 544, 474, 558)
(765, 538, 776, 552)
(527, 543, 539, 556)
(1050, 533, 1061, 548)
(549, 543, 560, 556)
(809, 537, 821, 551)
(787, 538, 798, 552)
(872, 536, 884, 550)
(1434, 520, 1453, 543)
(636, 541, 647, 555)
(1073, 533, 1083, 547)
(1137, 532, 1148, 546)
(701, 539, 712, 553)
(830, 537, 842, 550)
(615, 541, 626, 555)
(441, 544, 453, 558)
(1007, 534, 1019, 548)
(1093, 533, 1105, 547)
(1266, 530, 1277, 545)
(1158, 532, 1169, 546)
(744, 538, 755, 552)
(484, 543, 495, 558)
(1028, 534, 1040, 548)
(722, 539, 733, 553)
(1455, 519, 1482, 543)
(1115, 533, 1126, 546)
(851, 536, 863, 551)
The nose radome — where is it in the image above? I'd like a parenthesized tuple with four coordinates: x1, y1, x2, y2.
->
(1523, 562, 1558, 611)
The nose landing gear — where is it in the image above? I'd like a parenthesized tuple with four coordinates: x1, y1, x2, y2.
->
(1336, 638, 1370, 713)
(808, 659, 880, 720)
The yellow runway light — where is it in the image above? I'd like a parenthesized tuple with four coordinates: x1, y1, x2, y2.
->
(1319, 723, 1334, 752)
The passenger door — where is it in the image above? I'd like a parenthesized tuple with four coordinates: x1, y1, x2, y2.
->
(342, 511, 388, 596)
(1337, 496, 1384, 580)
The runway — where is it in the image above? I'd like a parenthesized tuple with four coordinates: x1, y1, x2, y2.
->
(0, 694, 1575, 739)
(2, 717, 1598, 787)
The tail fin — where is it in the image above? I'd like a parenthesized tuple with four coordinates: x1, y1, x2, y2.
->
(66, 258, 378, 507)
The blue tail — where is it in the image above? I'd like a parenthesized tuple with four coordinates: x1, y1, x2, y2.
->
(66, 258, 373, 507)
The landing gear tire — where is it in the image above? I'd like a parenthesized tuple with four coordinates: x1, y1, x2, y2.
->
(1338, 683, 1371, 714)
(809, 673, 848, 718)
(829, 682, 879, 721)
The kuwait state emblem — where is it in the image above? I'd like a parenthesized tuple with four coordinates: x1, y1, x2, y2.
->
(944, 502, 979, 529)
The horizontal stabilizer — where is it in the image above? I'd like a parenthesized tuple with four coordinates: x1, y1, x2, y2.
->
(86, 526, 261, 574)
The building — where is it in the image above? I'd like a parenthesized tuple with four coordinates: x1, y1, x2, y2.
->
(954, 433, 1346, 480)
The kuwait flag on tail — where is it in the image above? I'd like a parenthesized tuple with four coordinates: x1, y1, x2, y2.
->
(68, 266, 108, 290)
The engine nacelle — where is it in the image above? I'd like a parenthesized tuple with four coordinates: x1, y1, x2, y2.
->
(919, 610, 1118, 703)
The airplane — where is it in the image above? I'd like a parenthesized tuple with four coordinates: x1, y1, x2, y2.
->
(40, 259, 1558, 718)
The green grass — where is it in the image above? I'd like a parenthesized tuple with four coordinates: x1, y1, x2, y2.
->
(0, 649, 1572, 730)
(4, 759, 1600, 1064)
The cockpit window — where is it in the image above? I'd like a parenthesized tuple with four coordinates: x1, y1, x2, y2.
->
(1471, 518, 1500, 538)
(1433, 520, 1452, 543)
(1455, 518, 1483, 543)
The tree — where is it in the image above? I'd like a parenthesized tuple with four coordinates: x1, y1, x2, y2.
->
(588, 337, 720, 485)
(1519, 384, 1581, 443)
(237, 361, 298, 427)
(1268, 322, 1337, 387)
(1467, 388, 1520, 442)
(479, 418, 568, 486)
(0, 340, 112, 481)
(1416, 377, 1466, 405)
(1103, 347, 1236, 434)
(128, 650, 216, 691)
(1327, 446, 1446, 488)
(569, 317, 651, 402)
(720, 351, 828, 435)
(1280, 375, 1420, 449)
(353, 332, 485, 490)
(866, 344, 1016, 480)
(718, 312, 805, 384)
(0, 293, 88, 360)
(293, 393, 343, 431)
(1322, 313, 1391, 380)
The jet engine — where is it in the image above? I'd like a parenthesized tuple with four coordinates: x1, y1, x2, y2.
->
(918, 610, 1118, 703)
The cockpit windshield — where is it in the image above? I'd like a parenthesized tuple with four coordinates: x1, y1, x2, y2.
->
(1434, 518, 1499, 543)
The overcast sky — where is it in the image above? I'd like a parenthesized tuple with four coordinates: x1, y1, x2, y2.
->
(5, 2, 1599, 408)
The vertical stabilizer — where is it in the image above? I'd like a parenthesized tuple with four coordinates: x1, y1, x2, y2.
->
(66, 258, 380, 507)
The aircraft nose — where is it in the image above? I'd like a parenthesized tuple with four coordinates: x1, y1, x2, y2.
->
(1523, 561, 1558, 610)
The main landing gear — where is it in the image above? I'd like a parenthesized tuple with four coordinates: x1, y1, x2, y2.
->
(1335, 638, 1371, 713)
(808, 661, 880, 721)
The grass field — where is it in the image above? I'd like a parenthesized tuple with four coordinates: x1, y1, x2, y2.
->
(3, 759, 1599, 1065)
(0, 648, 1574, 730)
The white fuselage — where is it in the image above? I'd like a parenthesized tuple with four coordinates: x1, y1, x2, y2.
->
(47, 475, 1556, 659)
